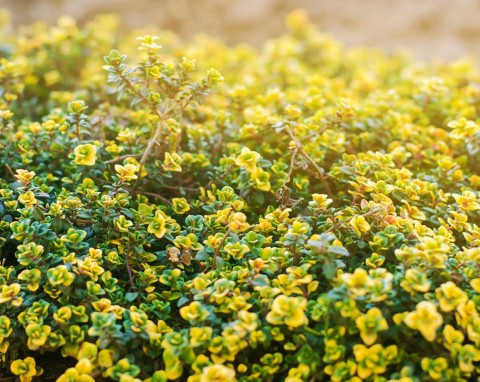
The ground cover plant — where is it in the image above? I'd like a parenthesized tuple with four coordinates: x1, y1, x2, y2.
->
(0, 8, 479, 381)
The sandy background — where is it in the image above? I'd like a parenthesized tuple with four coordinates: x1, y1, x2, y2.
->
(3, 0, 480, 62)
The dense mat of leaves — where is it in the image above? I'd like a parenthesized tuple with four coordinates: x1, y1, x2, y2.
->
(0, 8, 480, 382)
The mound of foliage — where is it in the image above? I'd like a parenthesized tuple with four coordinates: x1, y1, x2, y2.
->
(0, 8, 480, 382)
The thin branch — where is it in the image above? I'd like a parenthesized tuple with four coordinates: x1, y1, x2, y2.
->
(160, 184, 200, 192)
(118, 72, 167, 180)
(140, 119, 164, 166)
(325, 207, 382, 234)
(212, 228, 231, 271)
(300, 124, 330, 141)
(119, 73, 155, 113)
(284, 124, 333, 197)
(125, 250, 134, 291)
(5, 163, 14, 177)
(104, 154, 141, 164)
(203, 166, 234, 190)
(164, 95, 193, 119)
(280, 149, 298, 190)
(131, 189, 172, 206)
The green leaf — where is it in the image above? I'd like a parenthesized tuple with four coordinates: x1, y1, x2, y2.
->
(194, 251, 208, 261)
(328, 246, 349, 257)
(125, 292, 138, 302)
(338, 166, 355, 175)
(322, 261, 337, 280)
(121, 208, 134, 219)
(169, 292, 181, 301)
(51, 217, 63, 233)
(77, 211, 91, 219)
(138, 203, 153, 218)
(215, 256, 225, 269)
(177, 297, 190, 308)
(251, 192, 265, 206)
(32, 207, 45, 221)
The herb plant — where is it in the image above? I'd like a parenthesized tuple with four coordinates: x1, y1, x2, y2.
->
(0, 9, 479, 382)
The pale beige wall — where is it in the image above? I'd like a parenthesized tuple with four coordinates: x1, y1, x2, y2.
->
(3, 0, 480, 61)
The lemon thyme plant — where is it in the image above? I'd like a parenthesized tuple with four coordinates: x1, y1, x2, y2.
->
(0, 8, 480, 382)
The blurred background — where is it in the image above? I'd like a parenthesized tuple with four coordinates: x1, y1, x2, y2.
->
(3, 0, 480, 62)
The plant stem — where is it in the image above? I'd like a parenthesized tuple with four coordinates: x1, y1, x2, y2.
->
(125, 250, 134, 291)
(284, 124, 333, 197)
(292, 244, 301, 266)
(203, 166, 234, 190)
(4, 163, 14, 177)
(299, 124, 330, 141)
(280, 148, 298, 190)
(104, 154, 141, 164)
(140, 119, 164, 166)
(212, 228, 231, 270)
(118, 71, 167, 175)
(130, 189, 172, 205)
(325, 207, 382, 234)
